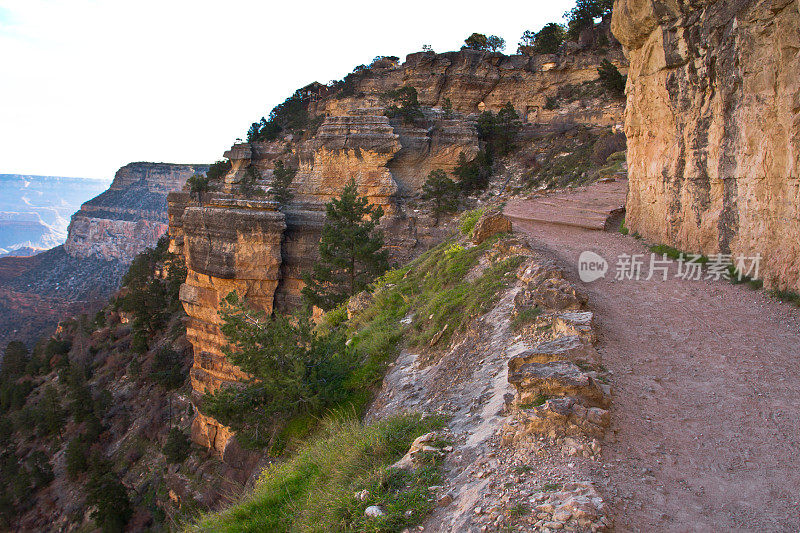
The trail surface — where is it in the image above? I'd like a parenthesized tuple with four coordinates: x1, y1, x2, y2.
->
(506, 183, 800, 532)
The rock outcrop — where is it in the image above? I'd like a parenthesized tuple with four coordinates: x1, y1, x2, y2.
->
(178, 196, 285, 458)
(0, 162, 207, 348)
(168, 45, 628, 457)
(612, 0, 800, 291)
(65, 162, 207, 262)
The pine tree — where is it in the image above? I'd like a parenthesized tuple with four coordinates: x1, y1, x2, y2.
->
(495, 102, 522, 156)
(271, 160, 296, 208)
(86, 470, 132, 532)
(421, 169, 459, 225)
(302, 179, 389, 310)
(203, 293, 354, 448)
(163, 428, 191, 463)
(187, 173, 210, 202)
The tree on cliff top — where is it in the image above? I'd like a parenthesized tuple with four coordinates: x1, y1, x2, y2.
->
(518, 23, 566, 55)
(565, 0, 613, 39)
(187, 173, 210, 203)
(302, 179, 389, 311)
(463, 33, 505, 52)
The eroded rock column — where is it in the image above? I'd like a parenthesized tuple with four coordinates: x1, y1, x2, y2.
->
(173, 194, 285, 457)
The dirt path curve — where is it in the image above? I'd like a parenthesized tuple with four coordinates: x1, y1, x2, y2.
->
(506, 196, 800, 532)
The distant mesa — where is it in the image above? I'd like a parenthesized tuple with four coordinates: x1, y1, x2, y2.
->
(0, 162, 208, 347)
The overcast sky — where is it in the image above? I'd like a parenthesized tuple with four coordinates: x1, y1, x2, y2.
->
(0, 0, 574, 180)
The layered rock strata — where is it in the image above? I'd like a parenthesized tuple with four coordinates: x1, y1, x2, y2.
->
(612, 0, 800, 290)
(65, 162, 207, 262)
(169, 44, 628, 456)
(176, 195, 285, 457)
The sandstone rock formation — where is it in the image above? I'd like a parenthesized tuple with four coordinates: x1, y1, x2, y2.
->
(179, 196, 285, 457)
(168, 45, 628, 457)
(65, 162, 207, 262)
(0, 162, 207, 348)
(612, 0, 800, 291)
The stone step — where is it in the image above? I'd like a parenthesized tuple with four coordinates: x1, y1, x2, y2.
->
(508, 335, 597, 372)
(508, 360, 609, 408)
(516, 396, 610, 438)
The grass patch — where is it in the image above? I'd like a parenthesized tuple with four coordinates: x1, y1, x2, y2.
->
(508, 503, 530, 517)
(459, 208, 484, 236)
(511, 306, 542, 332)
(649, 244, 709, 264)
(518, 393, 548, 409)
(190, 414, 445, 533)
(727, 265, 764, 290)
(772, 289, 800, 307)
(344, 235, 523, 390)
(619, 218, 629, 235)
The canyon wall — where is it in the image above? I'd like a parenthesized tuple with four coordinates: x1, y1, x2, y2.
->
(0, 162, 207, 348)
(65, 162, 208, 262)
(169, 45, 628, 457)
(612, 0, 800, 290)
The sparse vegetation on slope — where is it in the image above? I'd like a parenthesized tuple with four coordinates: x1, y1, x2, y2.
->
(190, 414, 446, 533)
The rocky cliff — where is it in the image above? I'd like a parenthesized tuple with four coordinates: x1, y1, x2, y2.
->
(65, 162, 208, 262)
(0, 162, 208, 348)
(612, 0, 800, 290)
(168, 44, 628, 457)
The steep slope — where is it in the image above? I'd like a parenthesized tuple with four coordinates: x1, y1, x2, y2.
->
(169, 41, 628, 460)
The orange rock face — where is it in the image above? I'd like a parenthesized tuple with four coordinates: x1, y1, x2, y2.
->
(172, 195, 285, 456)
(65, 162, 207, 262)
(613, 0, 800, 291)
(169, 45, 628, 458)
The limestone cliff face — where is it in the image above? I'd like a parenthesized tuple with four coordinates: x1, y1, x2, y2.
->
(313, 48, 627, 128)
(612, 0, 800, 290)
(170, 194, 285, 457)
(65, 162, 208, 262)
(169, 46, 627, 457)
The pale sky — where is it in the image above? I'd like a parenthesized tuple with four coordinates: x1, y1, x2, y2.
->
(0, 0, 574, 180)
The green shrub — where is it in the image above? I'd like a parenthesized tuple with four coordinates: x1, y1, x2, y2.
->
(202, 293, 357, 449)
(384, 87, 423, 125)
(772, 289, 800, 307)
(187, 174, 210, 201)
(598, 59, 626, 97)
(86, 470, 132, 533)
(463, 33, 505, 52)
(518, 23, 565, 54)
(453, 150, 492, 193)
(459, 208, 484, 236)
(565, 0, 613, 39)
(238, 165, 264, 198)
(271, 160, 296, 208)
(206, 159, 232, 182)
(65, 437, 88, 481)
(191, 414, 445, 533)
(421, 169, 459, 224)
(149, 346, 186, 389)
(163, 428, 192, 463)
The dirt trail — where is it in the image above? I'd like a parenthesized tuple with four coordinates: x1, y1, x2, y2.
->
(507, 198, 800, 531)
